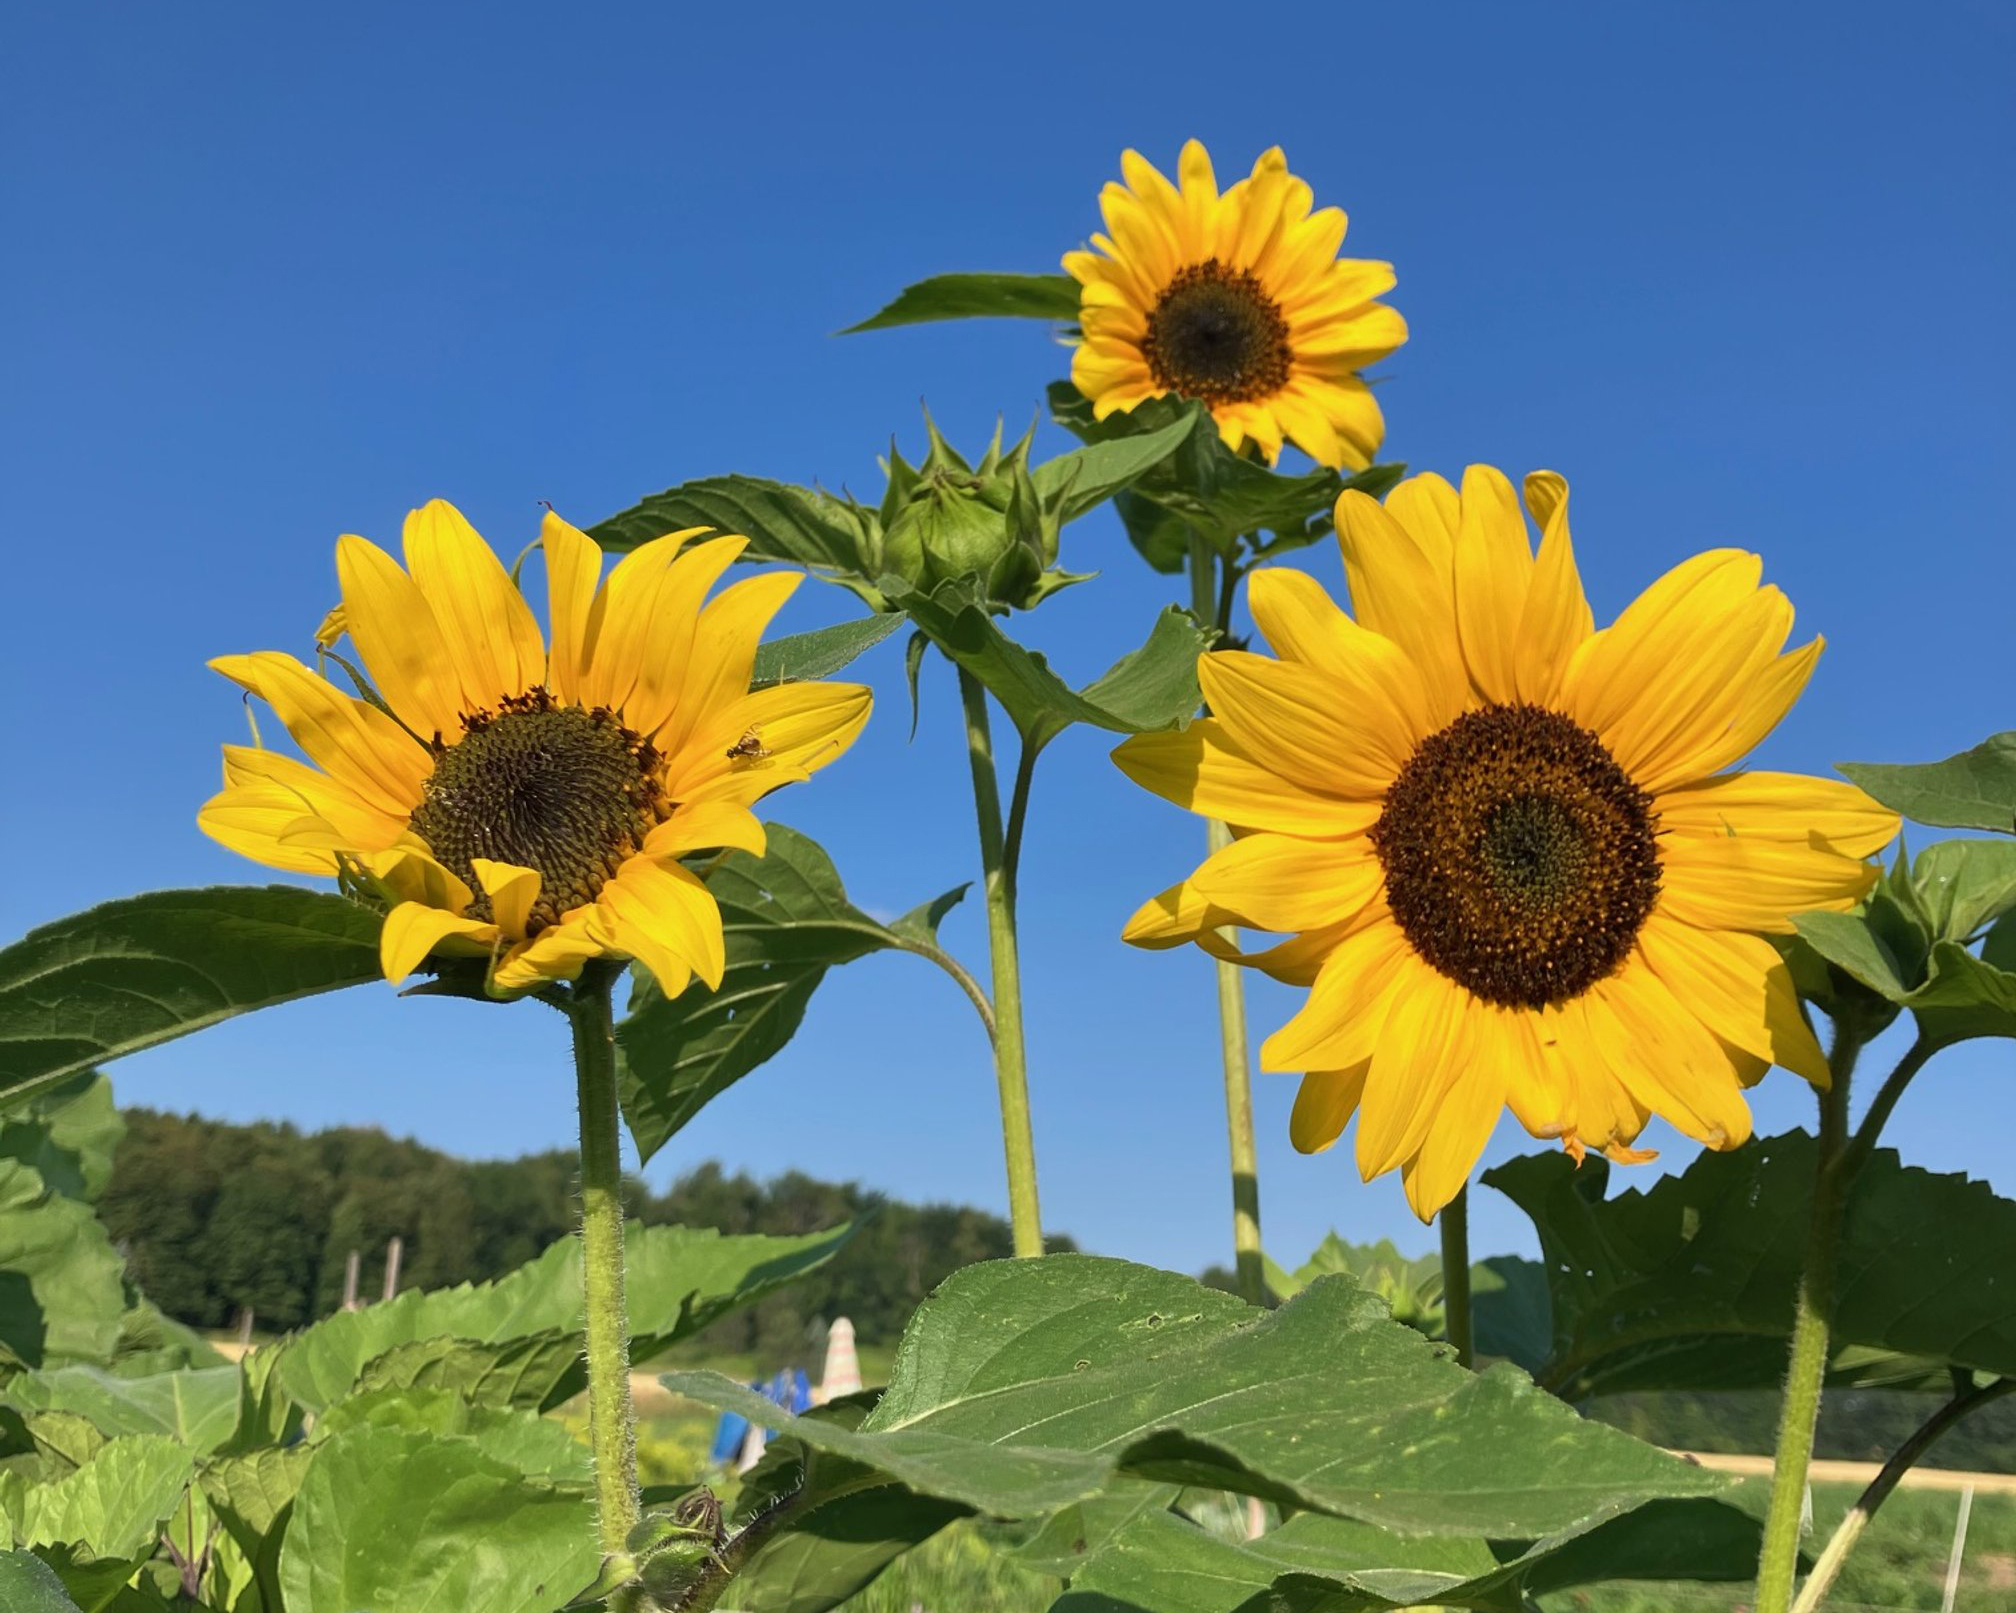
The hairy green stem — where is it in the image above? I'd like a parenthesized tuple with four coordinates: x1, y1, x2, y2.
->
(957, 666, 1044, 1258)
(1439, 1187, 1474, 1369)
(568, 962, 641, 1554)
(1188, 533, 1265, 1305)
(1790, 1376, 2015, 1613)
(1754, 1023, 1866, 1612)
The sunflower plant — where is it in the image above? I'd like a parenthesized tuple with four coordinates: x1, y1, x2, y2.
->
(3, 129, 2016, 1613)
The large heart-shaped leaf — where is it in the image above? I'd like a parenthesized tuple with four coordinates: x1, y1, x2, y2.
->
(278, 1424, 598, 1613)
(1049, 1494, 1766, 1613)
(0, 1435, 195, 1611)
(1485, 1133, 2016, 1397)
(0, 887, 382, 1110)
(0, 1074, 122, 1204)
(616, 825, 950, 1162)
(1841, 732, 2016, 834)
(0, 1160, 129, 1370)
(664, 1257, 1723, 1539)
(266, 1219, 852, 1413)
(842, 273, 1082, 333)
(2, 1366, 241, 1456)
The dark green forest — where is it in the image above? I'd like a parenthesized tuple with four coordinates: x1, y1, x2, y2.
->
(100, 1109, 1072, 1357)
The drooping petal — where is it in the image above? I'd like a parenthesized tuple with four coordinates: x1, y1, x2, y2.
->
(600, 856, 727, 992)
(380, 902, 495, 985)
(642, 801, 770, 861)
(1290, 1062, 1371, 1155)
(209, 652, 429, 817)
(1401, 1056, 1503, 1222)
(470, 858, 542, 943)
(1636, 914, 1829, 1085)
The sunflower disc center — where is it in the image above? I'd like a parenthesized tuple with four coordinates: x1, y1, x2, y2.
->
(408, 692, 665, 933)
(1141, 259, 1292, 406)
(1371, 704, 1661, 1009)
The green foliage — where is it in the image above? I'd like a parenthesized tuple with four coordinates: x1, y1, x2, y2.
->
(889, 582, 1210, 756)
(0, 1076, 122, 1204)
(752, 614, 908, 688)
(0, 1435, 195, 1610)
(1047, 383, 1405, 563)
(667, 1257, 1725, 1543)
(267, 1219, 853, 1413)
(617, 824, 959, 1163)
(1842, 730, 2016, 833)
(0, 1551, 83, 1612)
(277, 1425, 599, 1613)
(2, 1367, 240, 1456)
(589, 410, 1194, 612)
(1485, 1133, 2016, 1397)
(0, 888, 382, 1111)
(0, 1159, 130, 1371)
(842, 272, 1082, 332)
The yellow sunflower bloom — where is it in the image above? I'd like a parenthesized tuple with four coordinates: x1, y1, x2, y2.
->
(1115, 467, 1897, 1220)
(200, 500, 871, 998)
(1062, 139, 1406, 472)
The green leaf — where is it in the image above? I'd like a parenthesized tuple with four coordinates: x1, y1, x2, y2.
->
(1910, 838, 2016, 942)
(588, 475, 874, 583)
(1794, 908, 2016, 1047)
(278, 1425, 599, 1613)
(0, 1160, 130, 1370)
(728, 1396, 970, 1613)
(891, 581, 1208, 755)
(991, 1480, 1181, 1578)
(751, 613, 906, 688)
(887, 885, 970, 949)
(1051, 1494, 1766, 1613)
(0, 888, 382, 1111)
(1841, 732, 2016, 834)
(0, 1075, 122, 1204)
(267, 1219, 852, 1413)
(1485, 1133, 2016, 1397)
(617, 826, 911, 1162)
(0, 1552, 84, 1613)
(663, 1256, 1722, 1537)
(0, 1436, 194, 1611)
(842, 273, 1081, 333)
(310, 1386, 588, 1484)
(1047, 384, 1395, 553)
(3, 1367, 241, 1456)
(198, 1445, 309, 1612)
(1029, 413, 1199, 526)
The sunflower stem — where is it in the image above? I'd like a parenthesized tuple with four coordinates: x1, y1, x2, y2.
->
(1789, 1376, 2015, 1613)
(567, 961, 641, 1556)
(957, 665, 1045, 1259)
(1755, 1020, 1866, 1613)
(1439, 1187, 1475, 1369)
(1189, 532, 1266, 1305)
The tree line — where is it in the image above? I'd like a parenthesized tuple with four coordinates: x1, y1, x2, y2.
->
(99, 1109, 1072, 1358)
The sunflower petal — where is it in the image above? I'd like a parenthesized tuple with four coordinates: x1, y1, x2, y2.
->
(1290, 1062, 1370, 1155)
(335, 535, 463, 740)
(209, 652, 428, 817)
(1659, 836, 1878, 934)
(380, 902, 495, 986)
(1657, 771, 1898, 859)
(401, 500, 545, 709)
(1636, 915, 1829, 1086)
(1188, 830, 1383, 934)
(600, 857, 727, 992)
(1197, 651, 1408, 797)
(470, 858, 542, 943)
(541, 511, 606, 706)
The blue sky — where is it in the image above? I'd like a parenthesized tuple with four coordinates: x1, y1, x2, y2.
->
(4, 2, 2011, 1275)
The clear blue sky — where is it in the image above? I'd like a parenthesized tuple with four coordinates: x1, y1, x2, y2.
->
(5, 2, 2011, 1274)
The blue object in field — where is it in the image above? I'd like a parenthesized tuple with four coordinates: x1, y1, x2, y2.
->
(707, 1369, 813, 1466)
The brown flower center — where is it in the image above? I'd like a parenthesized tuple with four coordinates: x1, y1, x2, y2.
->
(408, 690, 666, 933)
(1141, 259, 1292, 406)
(1371, 705, 1661, 1009)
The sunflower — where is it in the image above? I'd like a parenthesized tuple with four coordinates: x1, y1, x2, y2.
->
(1115, 467, 1897, 1219)
(200, 500, 871, 997)
(1062, 140, 1406, 473)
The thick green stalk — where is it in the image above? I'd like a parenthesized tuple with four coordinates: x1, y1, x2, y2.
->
(1754, 1024, 1865, 1612)
(568, 964, 641, 1554)
(1439, 1186, 1474, 1369)
(1790, 1376, 2015, 1613)
(957, 666, 1044, 1258)
(1189, 533, 1265, 1305)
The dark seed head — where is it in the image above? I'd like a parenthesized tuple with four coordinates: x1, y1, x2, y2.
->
(1141, 259, 1292, 406)
(1371, 704, 1661, 1009)
(408, 691, 665, 933)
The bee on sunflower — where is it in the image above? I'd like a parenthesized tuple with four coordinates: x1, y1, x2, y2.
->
(1116, 467, 1897, 1219)
(1064, 139, 1406, 472)
(199, 499, 870, 998)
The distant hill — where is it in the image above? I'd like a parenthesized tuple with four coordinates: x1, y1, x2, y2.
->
(100, 1109, 1073, 1359)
